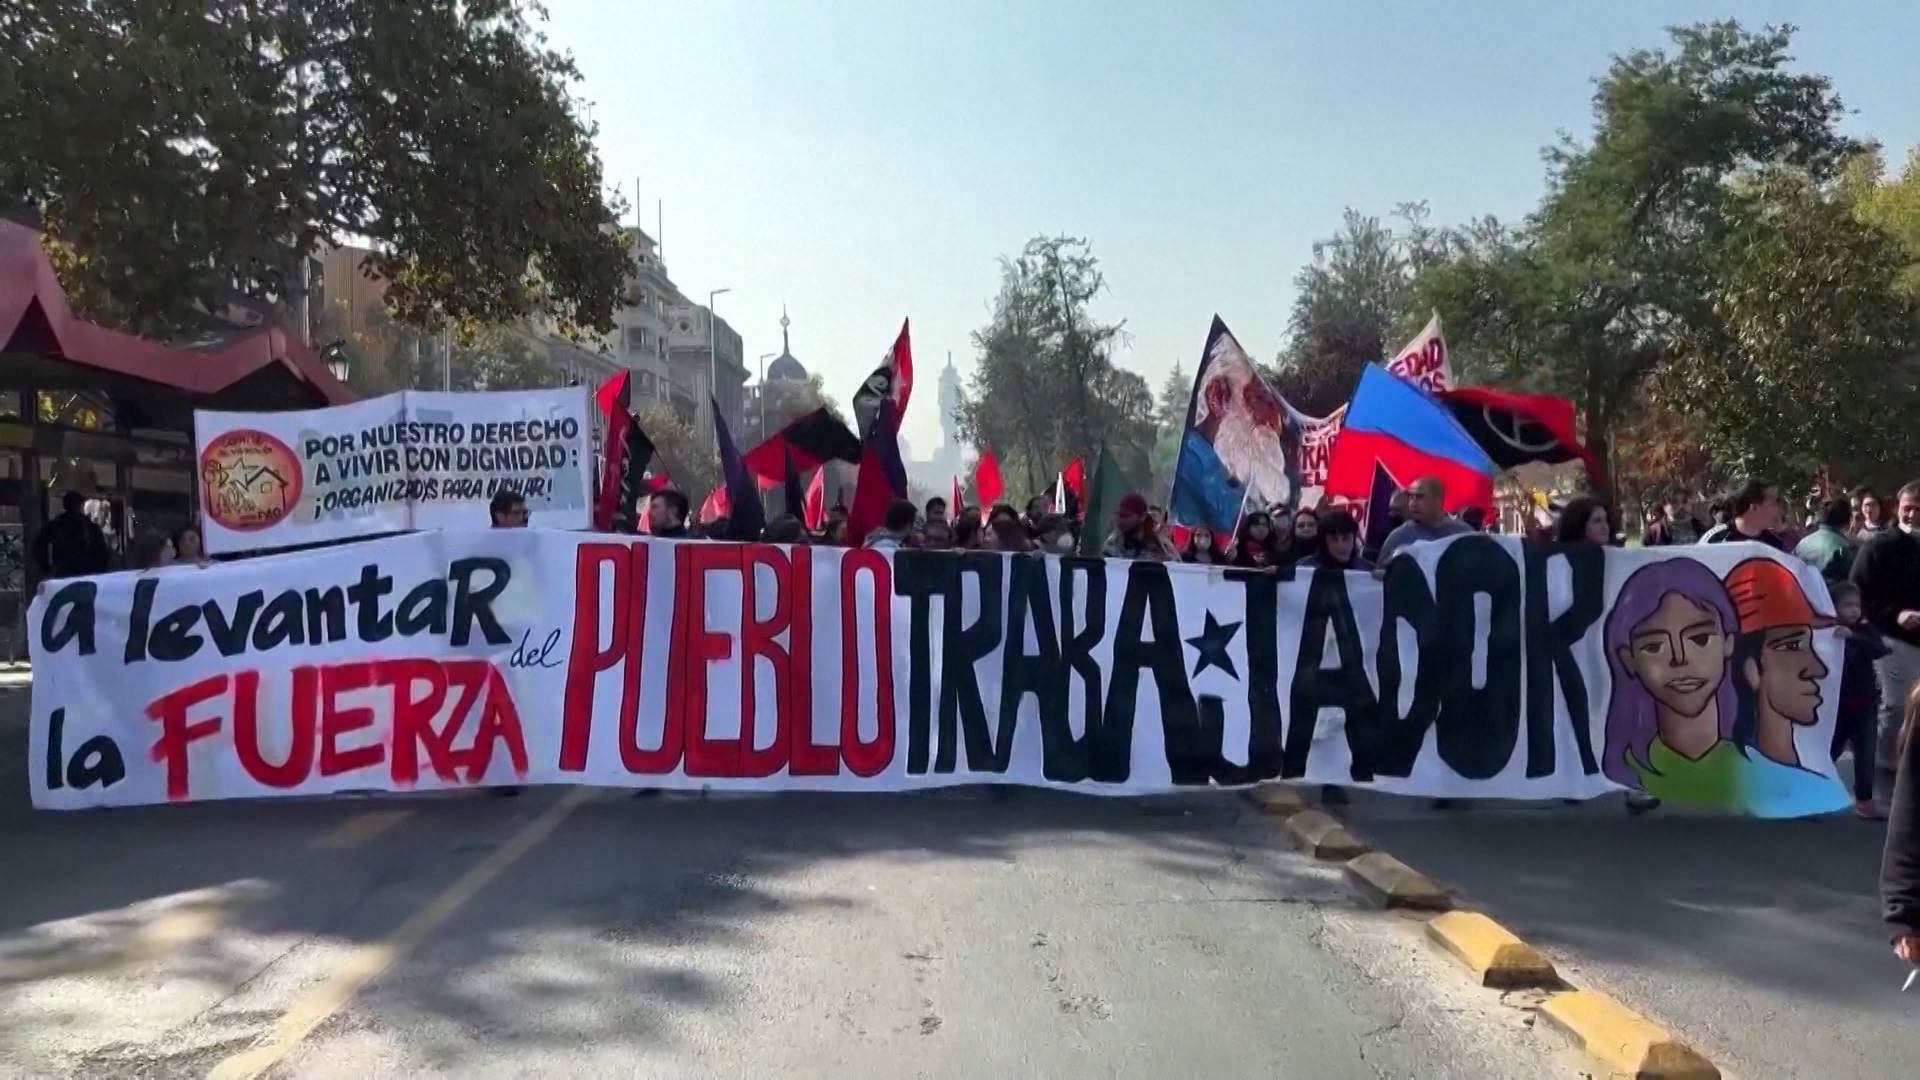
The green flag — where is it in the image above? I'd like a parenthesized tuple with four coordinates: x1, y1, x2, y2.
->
(1077, 444, 1131, 557)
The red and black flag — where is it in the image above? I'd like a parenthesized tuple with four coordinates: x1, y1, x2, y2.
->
(851, 319, 914, 439)
(1436, 387, 1597, 475)
(847, 397, 909, 545)
(593, 371, 663, 533)
(742, 407, 861, 483)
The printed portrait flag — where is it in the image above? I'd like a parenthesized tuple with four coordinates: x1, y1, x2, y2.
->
(1325, 364, 1494, 513)
(1166, 317, 1303, 535)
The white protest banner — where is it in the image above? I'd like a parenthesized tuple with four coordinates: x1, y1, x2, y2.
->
(1385, 311, 1451, 393)
(1295, 406, 1346, 508)
(194, 388, 591, 554)
(29, 532, 1849, 817)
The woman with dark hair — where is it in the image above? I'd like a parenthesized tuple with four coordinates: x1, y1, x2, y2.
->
(126, 530, 175, 571)
(1555, 497, 1613, 545)
(952, 513, 984, 551)
(172, 523, 210, 566)
(1228, 511, 1280, 569)
(1290, 508, 1321, 565)
(1182, 528, 1224, 565)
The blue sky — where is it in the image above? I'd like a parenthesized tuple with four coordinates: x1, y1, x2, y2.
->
(545, 0, 1920, 458)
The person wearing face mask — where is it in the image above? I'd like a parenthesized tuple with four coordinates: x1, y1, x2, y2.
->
(1181, 527, 1224, 565)
(1036, 513, 1076, 555)
(1851, 480, 1920, 810)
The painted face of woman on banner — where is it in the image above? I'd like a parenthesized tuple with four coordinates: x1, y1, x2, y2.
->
(1621, 591, 1732, 722)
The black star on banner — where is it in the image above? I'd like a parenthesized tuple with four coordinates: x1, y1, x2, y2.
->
(1185, 612, 1242, 679)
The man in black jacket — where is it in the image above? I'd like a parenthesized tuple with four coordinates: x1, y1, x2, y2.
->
(1852, 480, 1920, 808)
(32, 491, 109, 580)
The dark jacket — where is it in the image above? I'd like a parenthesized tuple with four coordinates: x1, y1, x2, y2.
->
(1884, 718, 1920, 940)
(1842, 625, 1892, 722)
(1703, 524, 1787, 551)
(1851, 529, 1920, 648)
(1301, 553, 1375, 573)
(32, 510, 110, 579)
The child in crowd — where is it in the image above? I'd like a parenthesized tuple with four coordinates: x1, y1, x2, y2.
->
(1833, 580, 1891, 819)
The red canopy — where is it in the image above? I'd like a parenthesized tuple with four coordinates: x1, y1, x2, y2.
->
(0, 220, 353, 405)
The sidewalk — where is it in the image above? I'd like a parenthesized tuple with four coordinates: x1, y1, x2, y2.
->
(1335, 783, 1913, 1079)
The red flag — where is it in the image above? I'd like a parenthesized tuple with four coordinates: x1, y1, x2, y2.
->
(973, 447, 1004, 511)
(698, 485, 728, 524)
(847, 398, 907, 545)
(888, 319, 913, 416)
(804, 466, 827, 530)
(951, 475, 963, 520)
(851, 319, 915, 439)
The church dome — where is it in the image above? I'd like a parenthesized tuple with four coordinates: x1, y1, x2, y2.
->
(767, 307, 808, 383)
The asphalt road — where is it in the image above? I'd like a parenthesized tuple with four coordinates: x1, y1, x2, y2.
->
(0, 681, 1580, 1080)
(1339, 783, 1917, 1079)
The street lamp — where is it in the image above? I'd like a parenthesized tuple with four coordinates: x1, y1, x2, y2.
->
(320, 340, 350, 384)
(707, 287, 730, 444)
(757, 352, 776, 438)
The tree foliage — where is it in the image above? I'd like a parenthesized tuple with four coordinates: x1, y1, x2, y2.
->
(1412, 21, 1867, 498)
(1268, 207, 1437, 416)
(956, 236, 1154, 497)
(634, 403, 718, 507)
(0, 0, 629, 339)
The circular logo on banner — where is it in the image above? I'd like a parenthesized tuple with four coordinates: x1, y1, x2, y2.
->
(199, 429, 303, 531)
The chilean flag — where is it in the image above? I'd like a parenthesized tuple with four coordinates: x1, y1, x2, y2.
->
(1325, 364, 1494, 513)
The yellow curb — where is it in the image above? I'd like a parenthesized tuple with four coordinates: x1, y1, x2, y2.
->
(1246, 784, 1309, 818)
(1539, 989, 1719, 1080)
(1344, 852, 1452, 912)
(1284, 809, 1368, 860)
(1424, 911, 1558, 988)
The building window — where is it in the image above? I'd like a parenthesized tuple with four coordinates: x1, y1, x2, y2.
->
(637, 370, 656, 397)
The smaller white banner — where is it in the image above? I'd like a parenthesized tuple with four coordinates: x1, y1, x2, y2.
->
(194, 388, 592, 553)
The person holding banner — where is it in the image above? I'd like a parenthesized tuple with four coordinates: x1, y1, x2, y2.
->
(648, 489, 692, 539)
(489, 491, 530, 528)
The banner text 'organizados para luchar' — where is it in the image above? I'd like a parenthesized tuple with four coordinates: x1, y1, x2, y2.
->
(193, 387, 593, 554)
(30, 530, 1849, 817)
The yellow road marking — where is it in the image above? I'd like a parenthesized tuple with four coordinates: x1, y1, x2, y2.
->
(208, 788, 590, 1080)
(310, 810, 413, 851)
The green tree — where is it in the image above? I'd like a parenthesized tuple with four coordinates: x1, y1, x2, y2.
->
(1269, 206, 1436, 416)
(1657, 172, 1918, 486)
(1415, 21, 1860, 495)
(1848, 146, 1920, 300)
(956, 236, 1148, 498)
(444, 325, 562, 392)
(634, 403, 718, 508)
(1, 0, 628, 340)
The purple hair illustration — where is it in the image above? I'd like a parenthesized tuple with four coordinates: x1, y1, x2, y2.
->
(1601, 559, 1741, 787)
